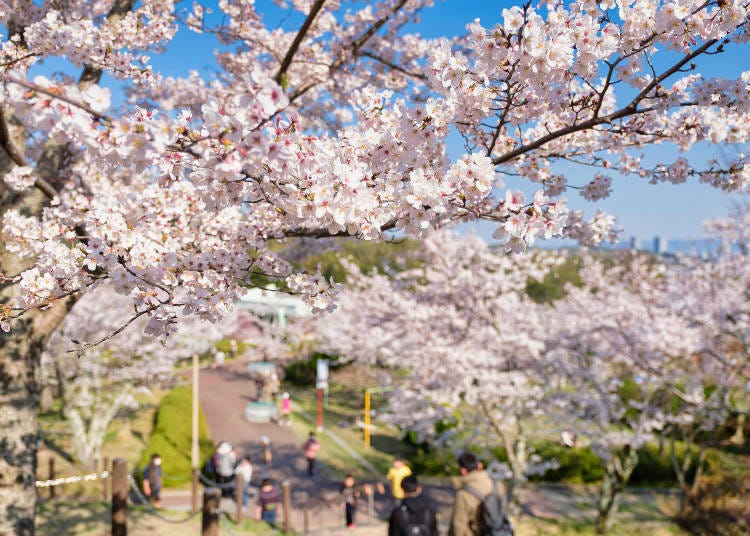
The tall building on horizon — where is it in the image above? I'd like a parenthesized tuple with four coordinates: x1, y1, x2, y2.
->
(653, 236, 669, 254)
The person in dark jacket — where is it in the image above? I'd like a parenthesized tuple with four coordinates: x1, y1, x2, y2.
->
(388, 475, 438, 536)
(142, 454, 163, 508)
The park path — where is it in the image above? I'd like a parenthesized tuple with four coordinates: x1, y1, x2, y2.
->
(160, 359, 595, 534)
(167, 359, 391, 534)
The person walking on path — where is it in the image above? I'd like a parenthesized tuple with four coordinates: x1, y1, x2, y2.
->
(260, 435, 272, 477)
(214, 441, 237, 495)
(142, 454, 163, 508)
(449, 452, 505, 536)
(387, 475, 438, 536)
(235, 455, 253, 510)
(377, 455, 412, 505)
(280, 392, 291, 425)
(340, 474, 362, 529)
(256, 478, 282, 525)
(302, 431, 321, 476)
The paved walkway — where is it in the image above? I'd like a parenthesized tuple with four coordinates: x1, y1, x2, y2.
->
(171, 359, 393, 533)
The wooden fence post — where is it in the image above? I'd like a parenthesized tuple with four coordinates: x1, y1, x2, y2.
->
(48, 457, 55, 499)
(202, 487, 221, 536)
(192, 468, 199, 514)
(282, 480, 291, 533)
(368, 488, 374, 524)
(111, 458, 128, 536)
(102, 456, 110, 502)
(235, 473, 244, 523)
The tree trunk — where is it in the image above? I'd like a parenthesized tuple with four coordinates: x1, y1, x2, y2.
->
(1, 128, 75, 535)
(729, 413, 745, 445)
(0, 303, 72, 535)
(0, 321, 43, 535)
(594, 447, 639, 534)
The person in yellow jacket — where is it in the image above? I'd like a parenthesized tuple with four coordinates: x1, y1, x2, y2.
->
(377, 455, 412, 504)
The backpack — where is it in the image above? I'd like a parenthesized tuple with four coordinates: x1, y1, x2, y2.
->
(215, 452, 235, 477)
(463, 479, 514, 536)
(397, 503, 432, 536)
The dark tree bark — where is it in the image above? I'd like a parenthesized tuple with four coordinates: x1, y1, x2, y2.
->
(0, 114, 75, 535)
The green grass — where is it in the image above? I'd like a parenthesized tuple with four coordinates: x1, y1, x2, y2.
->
(137, 385, 214, 487)
(515, 516, 686, 535)
(286, 382, 411, 480)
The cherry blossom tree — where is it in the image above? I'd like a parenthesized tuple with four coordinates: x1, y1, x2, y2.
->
(41, 284, 240, 468)
(320, 231, 560, 511)
(658, 208, 750, 509)
(1, 0, 749, 531)
(542, 254, 714, 533)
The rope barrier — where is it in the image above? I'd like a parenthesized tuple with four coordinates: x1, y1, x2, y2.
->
(218, 510, 239, 536)
(199, 472, 237, 489)
(35, 471, 110, 488)
(127, 474, 200, 524)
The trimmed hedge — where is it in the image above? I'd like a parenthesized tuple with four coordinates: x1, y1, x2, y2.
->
(138, 385, 214, 487)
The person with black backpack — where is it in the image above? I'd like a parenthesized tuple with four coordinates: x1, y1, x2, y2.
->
(388, 475, 438, 536)
(449, 452, 513, 536)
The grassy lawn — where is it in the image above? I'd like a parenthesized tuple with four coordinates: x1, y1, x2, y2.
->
(36, 501, 291, 535)
(514, 517, 686, 535)
(37, 389, 165, 499)
(285, 375, 412, 480)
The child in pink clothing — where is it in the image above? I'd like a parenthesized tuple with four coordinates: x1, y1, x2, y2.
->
(280, 392, 291, 425)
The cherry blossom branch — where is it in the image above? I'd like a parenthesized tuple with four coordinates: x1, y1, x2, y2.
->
(0, 107, 27, 168)
(491, 37, 721, 166)
(78, 0, 138, 88)
(0, 107, 58, 200)
(359, 50, 427, 81)
(283, 217, 398, 238)
(3, 76, 112, 123)
(65, 304, 159, 355)
(274, 0, 327, 86)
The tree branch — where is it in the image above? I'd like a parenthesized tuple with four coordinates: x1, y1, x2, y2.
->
(274, 0, 327, 86)
(0, 107, 58, 200)
(359, 50, 427, 80)
(78, 0, 138, 89)
(492, 38, 720, 166)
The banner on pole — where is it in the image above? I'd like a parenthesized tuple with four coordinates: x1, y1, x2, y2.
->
(316, 359, 329, 389)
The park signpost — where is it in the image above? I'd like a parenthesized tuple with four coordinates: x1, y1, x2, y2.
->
(316, 359, 328, 431)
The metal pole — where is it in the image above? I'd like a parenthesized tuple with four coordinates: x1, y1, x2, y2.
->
(316, 388, 323, 431)
(235, 473, 244, 523)
(364, 389, 371, 448)
(48, 457, 55, 499)
(192, 353, 199, 513)
(282, 480, 292, 533)
(102, 456, 110, 501)
(202, 487, 220, 536)
(111, 458, 128, 536)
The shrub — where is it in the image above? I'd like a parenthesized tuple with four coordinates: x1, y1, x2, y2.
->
(528, 442, 604, 483)
(676, 473, 750, 535)
(137, 385, 214, 487)
(407, 444, 459, 476)
(284, 352, 338, 386)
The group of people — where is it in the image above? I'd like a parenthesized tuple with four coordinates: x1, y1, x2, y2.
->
(207, 438, 281, 522)
(143, 434, 511, 534)
(337, 452, 512, 536)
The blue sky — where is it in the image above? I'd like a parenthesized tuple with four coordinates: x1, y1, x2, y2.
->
(29, 0, 749, 243)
